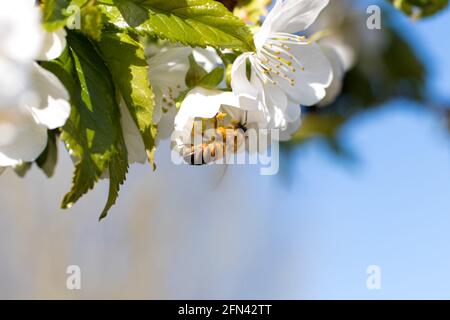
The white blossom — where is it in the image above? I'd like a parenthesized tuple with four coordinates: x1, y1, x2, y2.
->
(0, 1, 70, 168)
(231, 0, 333, 131)
(172, 87, 267, 164)
(118, 46, 223, 164)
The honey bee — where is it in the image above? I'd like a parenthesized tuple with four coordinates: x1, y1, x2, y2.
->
(180, 110, 248, 166)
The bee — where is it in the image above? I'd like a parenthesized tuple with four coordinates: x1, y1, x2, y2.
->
(180, 111, 248, 166)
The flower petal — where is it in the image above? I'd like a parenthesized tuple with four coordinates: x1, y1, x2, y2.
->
(0, 59, 30, 108)
(193, 47, 222, 73)
(119, 99, 147, 164)
(175, 87, 240, 133)
(231, 53, 259, 102)
(36, 29, 67, 61)
(319, 37, 356, 72)
(282, 41, 333, 106)
(27, 63, 70, 129)
(279, 117, 302, 141)
(265, 83, 288, 112)
(258, 85, 287, 129)
(318, 44, 346, 107)
(148, 47, 191, 122)
(285, 100, 301, 123)
(147, 47, 191, 78)
(157, 102, 178, 140)
(0, 108, 47, 166)
(152, 86, 164, 124)
(258, 0, 329, 44)
(0, 0, 44, 63)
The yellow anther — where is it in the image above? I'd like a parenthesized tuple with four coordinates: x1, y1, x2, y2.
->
(216, 112, 227, 120)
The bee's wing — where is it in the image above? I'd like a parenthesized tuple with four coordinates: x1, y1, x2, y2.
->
(212, 163, 229, 190)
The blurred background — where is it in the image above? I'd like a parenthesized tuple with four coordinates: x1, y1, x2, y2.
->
(1, 0, 450, 299)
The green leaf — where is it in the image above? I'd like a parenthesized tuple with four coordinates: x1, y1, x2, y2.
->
(185, 54, 224, 89)
(389, 0, 448, 17)
(233, 0, 272, 24)
(10, 131, 59, 178)
(114, 0, 149, 27)
(98, 4, 129, 29)
(42, 0, 72, 31)
(100, 132, 128, 220)
(112, 0, 255, 51)
(41, 32, 125, 213)
(13, 163, 32, 178)
(79, 0, 105, 40)
(96, 31, 157, 167)
(199, 67, 225, 88)
(36, 130, 59, 178)
(185, 54, 208, 87)
(43, 0, 105, 38)
(174, 88, 191, 108)
(215, 50, 240, 86)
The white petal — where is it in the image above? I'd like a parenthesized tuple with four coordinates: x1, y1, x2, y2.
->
(192, 47, 222, 73)
(258, 0, 329, 44)
(157, 102, 178, 140)
(148, 47, 190, 120)
(285, 100, 301, 123)
(245, 109, 268, 129)
(152, 86, 164, 124)
(279, 117, 302, 141)
(0, 108, 47, 166)
(27, 63, 70, 129)
(265, 83, 288, 112)
(231, 53, 259, 102)
(260, 83, 289, 128)
(37, 29, 67, 61)
(282, 41, 333, 106)
(0, 59, 30, 108)
(175, 87, 240, 132)
(0, 1, 44, 63)
(318, 44, 346, 107)
(119, 100, 147, 164)
(147, 47, 191, 78)
(319, 37, 356, 72)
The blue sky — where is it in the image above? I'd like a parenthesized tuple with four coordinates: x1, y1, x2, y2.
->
(270, 7, 450, 299)
(1, 1, 449, 299)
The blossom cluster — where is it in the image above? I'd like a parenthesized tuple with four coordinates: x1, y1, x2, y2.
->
(1, 0, 349, 170)
(0, 0, 354, 217)
(124, 0, 347, 166)
(0, 0, 69, 169)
